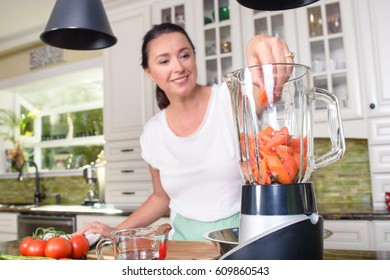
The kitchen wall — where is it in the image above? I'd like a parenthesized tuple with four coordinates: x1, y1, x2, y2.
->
(0, 138, 372, 207)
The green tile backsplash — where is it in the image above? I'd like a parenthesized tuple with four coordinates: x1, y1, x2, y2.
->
(0, 139, 372, 206)
(311, 138, 372, 205)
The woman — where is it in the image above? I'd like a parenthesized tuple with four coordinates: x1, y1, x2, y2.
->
(75, 23, 294, 241)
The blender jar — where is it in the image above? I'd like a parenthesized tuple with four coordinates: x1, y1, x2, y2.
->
(223, 63, 345, 185)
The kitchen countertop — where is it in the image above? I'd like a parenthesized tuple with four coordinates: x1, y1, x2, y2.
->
(1, 239, 389, 260)
(1, 203, 389, 220)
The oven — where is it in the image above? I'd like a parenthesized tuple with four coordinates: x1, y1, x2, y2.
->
(17, 214, 76, 239)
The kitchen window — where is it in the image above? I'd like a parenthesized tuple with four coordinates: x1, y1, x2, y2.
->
(0, 58, 104, 174)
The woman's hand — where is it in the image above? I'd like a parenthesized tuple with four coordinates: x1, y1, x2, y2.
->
(246, 33, 293, 66)
(246, 34, 294, 103)
(73, 222, 116, 237)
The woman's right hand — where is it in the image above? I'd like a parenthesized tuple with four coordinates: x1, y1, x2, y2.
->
(73, 221, 116, 237)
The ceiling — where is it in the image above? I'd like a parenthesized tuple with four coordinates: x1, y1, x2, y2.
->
(0, 0, 55, 43)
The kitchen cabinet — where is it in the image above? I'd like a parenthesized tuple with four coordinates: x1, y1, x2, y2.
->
(103, 4, 154, 208)
(372, 221, 390, 251)
(360, 0, 390, 210)
(325, 220, 390, 251)
(324, 220, 373, 250)
(240, 0, 365, 139)
(0, 213, 18, 242)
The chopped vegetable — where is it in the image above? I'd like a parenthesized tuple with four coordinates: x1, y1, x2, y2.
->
(240, 126, 307, 185)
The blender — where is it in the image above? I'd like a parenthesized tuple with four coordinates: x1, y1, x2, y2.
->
(219, 63, 345, 259)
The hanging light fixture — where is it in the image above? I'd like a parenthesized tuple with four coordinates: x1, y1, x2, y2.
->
(236, 0, 319, 11)
(40, 0, 117, 50)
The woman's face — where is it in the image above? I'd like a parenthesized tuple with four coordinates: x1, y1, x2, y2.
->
(144, 32, 197, 99)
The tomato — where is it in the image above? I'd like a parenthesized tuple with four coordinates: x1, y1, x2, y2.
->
(45, 237, 72, 259)
(19, 236, 33, 256)
(25, 239, 47, 257)
(70, 235, 90, 259)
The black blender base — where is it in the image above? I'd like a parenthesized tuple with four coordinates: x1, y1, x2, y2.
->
(221, 217, 324, 260)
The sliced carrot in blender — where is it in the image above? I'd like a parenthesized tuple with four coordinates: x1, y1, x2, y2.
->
(260, 157, 271, 184)
(276, 145, 298, 182)
(265, 155, 292, 184)
(259, 88, 268, 107)
(265, 127, 290, 151)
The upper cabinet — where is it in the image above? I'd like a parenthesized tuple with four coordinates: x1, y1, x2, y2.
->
(103, 4, 154, 142)
(196, 0, 244, 85)
(239, 0, 365, 138)
(295, 0, 364, 126)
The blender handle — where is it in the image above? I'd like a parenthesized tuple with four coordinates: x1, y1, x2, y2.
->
(313, 87, 346, 169)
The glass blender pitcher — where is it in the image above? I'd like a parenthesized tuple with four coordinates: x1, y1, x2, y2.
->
(221, 63, 345, 259)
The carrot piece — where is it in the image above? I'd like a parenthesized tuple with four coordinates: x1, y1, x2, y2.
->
(259, 88, 268, 107)
(276, 145, 298, 182)
(260, 157, 271, 184)
(264, 127, 290, 151)
(265, 155, 291, 184)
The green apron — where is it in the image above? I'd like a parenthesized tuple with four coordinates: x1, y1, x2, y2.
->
(172, 212, 239, 241)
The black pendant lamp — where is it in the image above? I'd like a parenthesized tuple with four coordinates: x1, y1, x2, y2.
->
(237, 0, 319, 10)
(40, 0, 117, 50)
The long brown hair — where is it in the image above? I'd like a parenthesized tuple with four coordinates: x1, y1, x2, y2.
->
(141, 23, 196, 110)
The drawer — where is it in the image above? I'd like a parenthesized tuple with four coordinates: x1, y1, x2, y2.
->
(0, 213, 18, 234)
(369, 145, 390, 173)
(372, 221, 390, 251)
(105, 182, 152, 208)
(104, 140, 142, 161)
(369, 118, 390, 145)
(106, 160, 151, 182)
(324, 220, 373, 250)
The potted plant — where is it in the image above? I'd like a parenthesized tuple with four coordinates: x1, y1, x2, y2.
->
(0, 109, 29, 172)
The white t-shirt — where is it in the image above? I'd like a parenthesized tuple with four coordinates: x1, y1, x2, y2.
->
(140, 83, 244, 222)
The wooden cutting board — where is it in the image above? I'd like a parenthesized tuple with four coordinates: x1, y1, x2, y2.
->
(87, 240, 221, 260)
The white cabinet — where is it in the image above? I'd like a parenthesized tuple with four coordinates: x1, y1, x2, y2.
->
(103, 5, 154, 142)
(372, 221, 390, 251)
(0, 213, 18, 242)
(325, 220, 390, 251)
(103, 4, 154, 208)
(324, 220, 373, 250)
(359, 0, 390, 210)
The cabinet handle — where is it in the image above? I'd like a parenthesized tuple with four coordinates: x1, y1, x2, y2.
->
(120, 148, 134, 153)
(121, 169, 134, 173)
(121, 191, 135, 195)
(370, 103, 376, 109)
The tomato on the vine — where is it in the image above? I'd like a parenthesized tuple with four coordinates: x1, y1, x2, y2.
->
(19, 236, 33, 256)
(25, 239, 48, 257)
(45, 237, 72, 259)
(70, 235, 90, 259)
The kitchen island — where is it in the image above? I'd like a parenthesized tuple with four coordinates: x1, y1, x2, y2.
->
(1, 239, 390, 260)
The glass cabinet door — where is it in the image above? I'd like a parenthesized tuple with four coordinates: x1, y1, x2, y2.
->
(201, 0, 243, 85)
(296, 0, 362, 121)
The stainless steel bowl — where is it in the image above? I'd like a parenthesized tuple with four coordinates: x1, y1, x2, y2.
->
(204, 227, 333, 255)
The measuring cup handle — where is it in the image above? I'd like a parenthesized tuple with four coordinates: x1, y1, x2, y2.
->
(95, 238, 111, 260)
(313, 87, 346, 169)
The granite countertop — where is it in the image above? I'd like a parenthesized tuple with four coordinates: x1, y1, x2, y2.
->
(1, 202, 389, 220)
(1, 239, 389, 260)
(318, 203, 390, 220)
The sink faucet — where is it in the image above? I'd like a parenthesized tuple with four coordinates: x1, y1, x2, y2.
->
(17, 161, 45, 205)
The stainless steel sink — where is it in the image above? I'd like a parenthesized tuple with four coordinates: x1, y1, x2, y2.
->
(30, 204, 123, 214)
